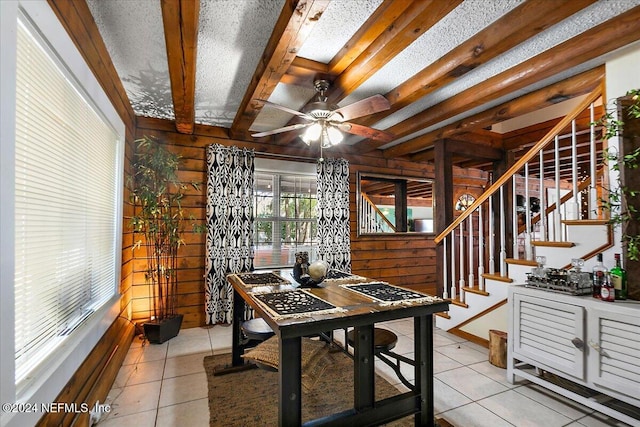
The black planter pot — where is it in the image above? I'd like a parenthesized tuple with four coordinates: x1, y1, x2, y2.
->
(143, 314, 183, 344)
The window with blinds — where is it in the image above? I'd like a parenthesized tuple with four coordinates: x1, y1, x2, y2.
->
(13, 16, 120, 384)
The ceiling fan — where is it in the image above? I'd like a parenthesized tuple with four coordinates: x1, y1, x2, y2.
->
(251, 79, 394, 147)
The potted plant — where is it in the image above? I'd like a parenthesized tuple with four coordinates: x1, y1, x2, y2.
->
(130, 135, 200, 343)
(597, 88, 640, 299)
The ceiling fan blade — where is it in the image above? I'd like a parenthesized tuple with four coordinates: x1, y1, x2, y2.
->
(251, 123, 310, 138)
(337, 122, 394, 143)
(329, 94, 390, 121)
(255, 99, 313, 120)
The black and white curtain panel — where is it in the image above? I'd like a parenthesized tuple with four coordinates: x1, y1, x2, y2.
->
(316, 158, 351, 272)
(205, 144, 255, 325)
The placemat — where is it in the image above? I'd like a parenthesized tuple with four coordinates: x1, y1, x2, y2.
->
(233, 272, 290, 287)
(342, 282, 441, 305)
(252, 289, 342, 319)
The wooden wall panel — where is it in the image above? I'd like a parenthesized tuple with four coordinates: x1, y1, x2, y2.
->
(133, 118, 488, 327)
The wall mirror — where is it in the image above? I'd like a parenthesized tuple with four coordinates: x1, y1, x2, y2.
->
(357, 172, 434, 235)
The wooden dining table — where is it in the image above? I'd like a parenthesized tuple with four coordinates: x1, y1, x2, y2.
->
(226, 271, 449, 426)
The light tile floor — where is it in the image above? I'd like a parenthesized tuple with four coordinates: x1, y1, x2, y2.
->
(96, 320, 631, 426)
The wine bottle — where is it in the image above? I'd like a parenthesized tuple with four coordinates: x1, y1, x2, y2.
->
(592, 253, 607, 299)
(609, 253, 627, 300)
(600, 273, 615, 302)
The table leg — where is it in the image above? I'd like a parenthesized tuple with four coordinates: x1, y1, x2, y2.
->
(415, 315, 435, 426)
(232, 289, 244, 366)
(354, 324, 375, 410)
(279, 336, 301, 426)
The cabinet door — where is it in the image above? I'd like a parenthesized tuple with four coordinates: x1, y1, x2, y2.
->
(513, 293, 585, 380)
(587, 307, 640, 400)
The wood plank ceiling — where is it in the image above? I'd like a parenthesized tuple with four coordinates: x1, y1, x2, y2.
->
(87, 0, 640, 172)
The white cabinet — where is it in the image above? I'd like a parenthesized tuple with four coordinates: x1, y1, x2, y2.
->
(508, 286, 640, 426)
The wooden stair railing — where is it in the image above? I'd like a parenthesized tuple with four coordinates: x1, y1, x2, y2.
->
(435, 87, 602, 246)
(434, 85, 604, 305)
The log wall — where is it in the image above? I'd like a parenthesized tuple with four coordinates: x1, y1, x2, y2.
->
(134, 117, 488, 328)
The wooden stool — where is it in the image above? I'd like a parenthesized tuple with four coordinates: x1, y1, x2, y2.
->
(347, 327, 398, 353)
(241, 317, 274, 342)
(345, 327, 415, 390)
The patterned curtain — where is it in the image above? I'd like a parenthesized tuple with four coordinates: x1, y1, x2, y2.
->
(316, 158, 351, 272)
(205, 144, 255, 324)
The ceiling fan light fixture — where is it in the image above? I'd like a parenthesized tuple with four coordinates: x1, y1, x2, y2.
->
(327, 125, 343, 146)
(302, 122, 322, 145)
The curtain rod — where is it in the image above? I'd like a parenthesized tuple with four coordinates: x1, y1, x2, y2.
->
(256, 151, 318, 162)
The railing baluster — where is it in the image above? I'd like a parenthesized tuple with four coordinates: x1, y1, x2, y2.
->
(451, 229, 456, 300)
(443, 237, 448, 299)
(539, 148, 546, 241)
(589, 102, 598, 219)
(468, 212, 474, 289)
(554, 135, 562, 240)
(459, 222, 465, 297)
(524, 163, 532, 260)
(512, 176, 519, 259)
(571, 119, 579, 220)
(478, 205, 485, 291)
(499, 186, 506, 276)
(489, 192, 495, 275)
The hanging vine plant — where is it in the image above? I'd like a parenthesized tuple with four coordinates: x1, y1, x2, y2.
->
(597, 88, 640, 261)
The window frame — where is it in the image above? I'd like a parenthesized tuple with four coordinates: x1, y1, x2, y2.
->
(254, 160, 317, 269)
(0, 1, 124, 423)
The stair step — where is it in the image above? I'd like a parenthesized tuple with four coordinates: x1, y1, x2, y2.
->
(449, 297, 469, 308)
(505, 258, 537, 267)
(435, 311, 450, 319)
(562, 219, 609, 226)
(531, 240, 575, 248)
(462, 286, 490, 296)
(481, 273, 513, 283)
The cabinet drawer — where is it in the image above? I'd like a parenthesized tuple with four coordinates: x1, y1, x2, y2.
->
(513, 293, 585, 380)
(588, 307, 640, 401)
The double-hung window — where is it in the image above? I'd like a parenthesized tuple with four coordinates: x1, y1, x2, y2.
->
(254, 160, 317, 268)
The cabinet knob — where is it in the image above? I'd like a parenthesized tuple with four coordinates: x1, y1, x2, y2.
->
(588, 340, 610, 358)
(571, 337, 584, 350)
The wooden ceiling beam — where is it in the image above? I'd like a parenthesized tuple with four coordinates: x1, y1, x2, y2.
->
(161, 0, 199, 134)
(230, 0, 330, 139)
(445, 139, 504, 161)
(326, 0, 462, 103)
(280, 57, 329, 87)
(449, 129, 502, 147)
(381, 66, 604, 158)
(352, 0, 596, 144)
(326, 0, 413, 76)
(269, 0, 451, 147)
(376, 7, 640, 148)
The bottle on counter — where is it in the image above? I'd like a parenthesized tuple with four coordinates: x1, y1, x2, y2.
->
(600, 273, 615, 302)
(592, 253, 607, 299)
(609, 253, 627, 300)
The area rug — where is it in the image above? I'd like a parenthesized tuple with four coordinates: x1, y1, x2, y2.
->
(204, 350, 419, 426)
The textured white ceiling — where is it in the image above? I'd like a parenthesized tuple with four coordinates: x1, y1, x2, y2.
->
(195, 0, 286, 127)
(87, 0, 174, 120)
(86, 0, 640, 141)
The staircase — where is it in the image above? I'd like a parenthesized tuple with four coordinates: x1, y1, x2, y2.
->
(434, 87, 615, 343)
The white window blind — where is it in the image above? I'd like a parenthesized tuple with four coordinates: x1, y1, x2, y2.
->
(13, 17, 119, 383)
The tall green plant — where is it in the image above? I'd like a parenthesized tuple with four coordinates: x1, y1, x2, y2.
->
(597, 89, 640, 261)
(130, 135, 199, 321)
